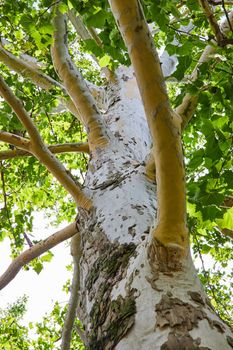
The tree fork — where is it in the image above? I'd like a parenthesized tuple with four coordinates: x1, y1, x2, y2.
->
(51, 8, 110, 153)
(0, 75, 92, 209)
(109, 0, 189, 257)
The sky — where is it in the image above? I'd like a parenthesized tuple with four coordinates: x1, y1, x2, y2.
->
(0, 212, 72, 327)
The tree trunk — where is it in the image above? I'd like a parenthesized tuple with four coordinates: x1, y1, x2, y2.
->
(75, 67, 233, 350)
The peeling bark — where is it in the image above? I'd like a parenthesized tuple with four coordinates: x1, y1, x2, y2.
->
(70, 68, 232, 350)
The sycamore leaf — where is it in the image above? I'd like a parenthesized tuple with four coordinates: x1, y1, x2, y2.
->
(33, 261, 43, 274)
(99, 55, 111, 67)
(217, 208, 233, 230)
(40, 251, 54, 263)
(172, 55, 192, 80)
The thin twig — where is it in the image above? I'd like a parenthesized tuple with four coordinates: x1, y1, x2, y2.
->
(167, 24, 208, 41)
(175, 10, 233, 129)
(222, 0, 233, 31)
(0, 142, 90, 161)
(45, 111, 58, 143)
(0, 161, 8, 209)
(38, 0, 61, 18)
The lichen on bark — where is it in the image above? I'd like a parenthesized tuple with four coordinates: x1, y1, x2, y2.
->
(79, 223, 137, 349)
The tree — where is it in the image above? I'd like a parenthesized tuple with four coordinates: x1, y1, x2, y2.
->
(0, 0, 233, 349)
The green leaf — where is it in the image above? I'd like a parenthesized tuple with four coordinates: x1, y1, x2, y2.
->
(41, 251, 54, 263)
(85, 9, 109, 29)
(172, 55, 192, 80)
(202, 205, 222, 221)
(201, 244, 211, 254)
(58, 2, 68, 14)
(99, 54, 111, 67)
(217, 208, 233, 230)
(33, 261, 43, 274)
(188, 148, 205, 170)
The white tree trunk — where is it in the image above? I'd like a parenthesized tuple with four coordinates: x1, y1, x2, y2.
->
(76, 68, 233, 350)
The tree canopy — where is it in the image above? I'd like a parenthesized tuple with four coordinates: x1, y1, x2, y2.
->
(0, 0, 232, 348)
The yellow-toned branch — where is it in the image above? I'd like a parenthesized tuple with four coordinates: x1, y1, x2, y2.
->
(145, 147, 156, 181)
(109, 0, 188, 253)
(0, 142, 90, 161)
(176, 10, 233, 129)
(176, 94, 199, 130)
(0, 223, 78, 291)
(51, 9, 109, 152)
(0, 75, 91, 209)
(0, 131, 30, 151)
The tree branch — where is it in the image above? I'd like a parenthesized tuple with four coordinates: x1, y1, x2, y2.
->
(0, 131, 30, 151)
(208, 0, 233, 5)
(0, 75, 43, 142)
(222, 195, 233, 208)
(61, 233, 82, 350)
(109, 0, 188, 254)
(0, 75, 92, 209)
(0, 44, 86, 121)
(145, 147, 156, 181)
(199, 0, 224, 44)
(221, 228, 233, 239)
(67, 10, 115, 83)
(0, 43, 106, 122)
(68, 10, 97, 42)
(0, 45, 64, 91)
(51, 8, 110, 152)
(0, 222, 78, 290)
(176, 10, 233, 129)
(0, 142, 90, 161)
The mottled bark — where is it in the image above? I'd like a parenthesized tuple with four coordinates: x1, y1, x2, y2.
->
(72, 69, 232, 350)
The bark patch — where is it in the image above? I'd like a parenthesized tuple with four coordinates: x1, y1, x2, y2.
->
(148, 238, 184, 274)
(187, 291, 205, 306)
(85, 241, 137, 350)
(161, 333, 211, 350)
(156, 294, 207, 332)
(156, 294, 211, 350)
(89, 292, 136, 350)
(85, 242, 136, 292)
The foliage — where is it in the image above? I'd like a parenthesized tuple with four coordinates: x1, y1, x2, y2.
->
(0, 296, 31, 349)
(0, 0, 232, 346)
(0, 296, 84, 349)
